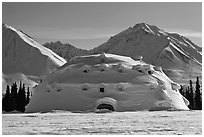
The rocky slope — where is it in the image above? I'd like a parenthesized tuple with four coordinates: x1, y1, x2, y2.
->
(43, 41, 88, 61)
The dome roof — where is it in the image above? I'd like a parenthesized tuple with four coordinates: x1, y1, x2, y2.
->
(46, 53, 150, 84)
(25, 53, 189, 112)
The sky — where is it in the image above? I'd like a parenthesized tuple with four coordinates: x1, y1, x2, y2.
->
(2, 2, 202, 49)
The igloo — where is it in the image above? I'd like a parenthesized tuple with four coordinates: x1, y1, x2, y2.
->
(25, 53, 189, 112)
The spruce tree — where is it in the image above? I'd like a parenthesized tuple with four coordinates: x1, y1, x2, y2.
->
(185, 86, 190, 101)
(17, 81, 22, 111)
(10, 82, 18, 111)
(17, 83, 26, 112)
(22, 84, 26, 111)
(189, 80, 195, 109)
(195, 77, 202, 110)
(179, 85, 184, 96)
(26, 87, 30, 106)
(2, 85, 11, 112)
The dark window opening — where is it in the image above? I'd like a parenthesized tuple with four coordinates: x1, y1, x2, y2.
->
(138, 69, 142, 73)
(97, 103, 115, 111)
(118, 69, 123, 73)
(100, 88, 104, 93)
(83, 70, 88, 73)
(82, 87, 88, 90)
(118, 87, 123, 91)
(57, 87, 62, 92)
(148, 70, 153, 75)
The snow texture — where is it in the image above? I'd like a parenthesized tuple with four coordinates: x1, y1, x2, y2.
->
(2, 110, 202, 135)
(26, 53, 189, 112)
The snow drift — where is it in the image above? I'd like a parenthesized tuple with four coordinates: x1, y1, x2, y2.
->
(26, 53, 189, 112)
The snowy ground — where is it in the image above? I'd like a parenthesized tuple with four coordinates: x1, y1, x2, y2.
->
(2, 110, 202, 135)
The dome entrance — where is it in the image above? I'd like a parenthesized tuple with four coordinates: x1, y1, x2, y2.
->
(96, 103, 115, 111)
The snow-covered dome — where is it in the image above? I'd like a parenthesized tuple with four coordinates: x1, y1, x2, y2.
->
(25, 53, 189, 112)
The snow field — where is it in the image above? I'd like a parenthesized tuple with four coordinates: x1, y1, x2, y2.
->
(2, 110, 202, 135)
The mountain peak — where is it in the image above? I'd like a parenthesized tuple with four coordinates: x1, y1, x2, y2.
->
(89, 23, 201, 83)
(133, 22, 149, 28)
(55, 41, 63, 45)
(132, 22, 166, 36)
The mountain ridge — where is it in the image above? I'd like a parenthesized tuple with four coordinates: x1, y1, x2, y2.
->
(2, 23, 202, 84)
(42, 23, 201, 83)
(2, 24, 67, 92)
(43, 41, 88, 61)
(2, 24, 67, 76)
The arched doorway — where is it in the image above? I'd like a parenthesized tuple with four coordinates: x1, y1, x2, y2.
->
(96, 103, 115, 111)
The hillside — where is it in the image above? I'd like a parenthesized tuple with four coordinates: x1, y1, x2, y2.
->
(43, 41, 88, 61)
(88, 23, 202, 83)
(2, 24, 67, 91)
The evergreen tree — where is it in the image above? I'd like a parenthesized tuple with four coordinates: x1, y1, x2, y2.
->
(26, 87, 30, 106)
(10, 82, 18, 111)
(189, 80, 195, 109)
(179, 85, 184, 96)
(17, 81, 22, 111)
(22, 84, 26, 111)
(2, 85, 11, 112)
(17, 83, 26, 112)
(185, 86, 190, 101)
(195, 77, 202, 110)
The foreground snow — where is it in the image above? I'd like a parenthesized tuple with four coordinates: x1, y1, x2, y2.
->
(2, 110, 202, 135)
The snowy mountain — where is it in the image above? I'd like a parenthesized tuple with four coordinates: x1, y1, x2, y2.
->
(89, 23, 202, 83)
(26, 53, 189, 112)
(43, 41, 88, 61)
(2, 24, 67, 91)
(2, 22, 202, 88)
(43, 23, 201, 83)
(2, 24, 67, 76)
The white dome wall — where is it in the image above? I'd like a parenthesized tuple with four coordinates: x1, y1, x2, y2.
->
(26, 53, 189, 112)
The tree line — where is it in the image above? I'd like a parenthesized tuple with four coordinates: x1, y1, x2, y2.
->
(2, 77, 202, 112)
(2, 82, 31, 112)
(179, 76, 202, 110)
